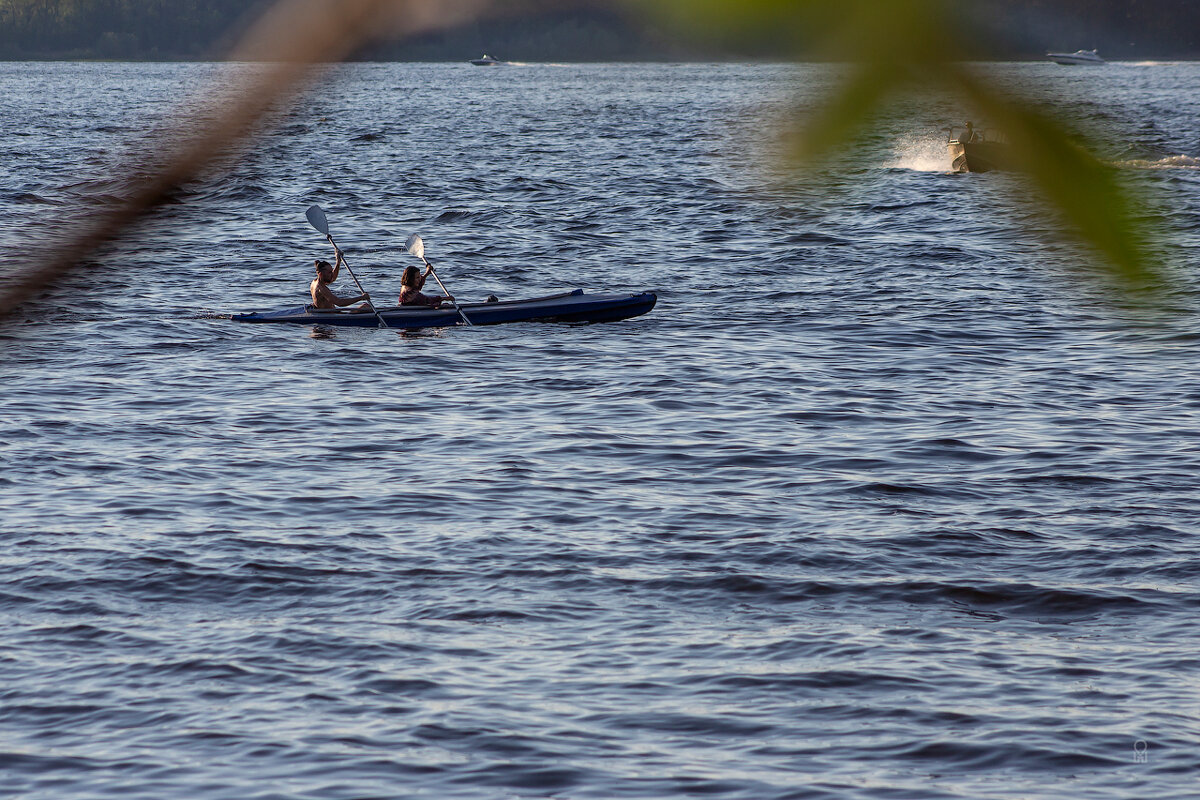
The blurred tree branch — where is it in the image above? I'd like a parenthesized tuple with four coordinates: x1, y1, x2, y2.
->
(0, 0, 1166, 320)
(0, 0, 490, 319)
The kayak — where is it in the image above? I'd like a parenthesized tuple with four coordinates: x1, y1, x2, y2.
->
(230, 289, 656, 328)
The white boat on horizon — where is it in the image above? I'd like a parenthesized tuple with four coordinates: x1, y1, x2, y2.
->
(1047, 49, 1105, 65)
(470, 54, 506, 66)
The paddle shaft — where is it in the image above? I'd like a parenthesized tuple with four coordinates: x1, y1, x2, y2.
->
(422, 257, 472, 326)
(327, 234, 388, 329)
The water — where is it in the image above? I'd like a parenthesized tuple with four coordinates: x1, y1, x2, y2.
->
(2, 61, 1200, 799)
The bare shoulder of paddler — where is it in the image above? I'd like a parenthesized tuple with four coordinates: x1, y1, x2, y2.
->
(310, 258, 369, 309)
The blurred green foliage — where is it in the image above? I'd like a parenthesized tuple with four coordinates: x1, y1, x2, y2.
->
(643, 0, 1158, 289)
(0, 0, 1165, 301)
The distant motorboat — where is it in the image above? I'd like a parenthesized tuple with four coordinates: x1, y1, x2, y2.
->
(470, 54, 506, 66)
(1047, 49, 1105, 65)
(946, 122, 1012, 173)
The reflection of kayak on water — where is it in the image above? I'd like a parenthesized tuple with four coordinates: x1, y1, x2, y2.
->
(470, 54, 506, 66)
(231, 289, 658, 328)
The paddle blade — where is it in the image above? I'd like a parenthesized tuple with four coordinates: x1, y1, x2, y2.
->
(305, 205, 329, 236)
(404, 233, 424, 260)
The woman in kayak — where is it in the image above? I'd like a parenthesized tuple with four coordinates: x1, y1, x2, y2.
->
(398, 264, 453, 308)
(310, 252, 371, 311)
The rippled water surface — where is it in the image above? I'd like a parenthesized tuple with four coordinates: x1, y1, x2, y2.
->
(3, 61, 1200, 799)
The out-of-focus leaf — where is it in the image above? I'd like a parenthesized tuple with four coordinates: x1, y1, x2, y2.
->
(787, 1, 963, 160)
(635, 0, 1162, 293)
(949, 72, 1153, 286)
(786, 61, 904, 160)
(645, 0, 815, 42)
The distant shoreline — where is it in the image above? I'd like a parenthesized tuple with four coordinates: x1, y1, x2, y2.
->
(2, 57, 1199, 64)
(4, 2, 1199, 65)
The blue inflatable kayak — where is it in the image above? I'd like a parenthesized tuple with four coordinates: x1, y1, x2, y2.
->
(231, 289, 656, 328)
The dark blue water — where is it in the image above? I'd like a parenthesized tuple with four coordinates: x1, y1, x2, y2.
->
(3, 61, 1200, 799)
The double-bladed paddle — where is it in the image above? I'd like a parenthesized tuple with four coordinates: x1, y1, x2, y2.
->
(404, 234, 472, 326)
(305, 205, 389, 329)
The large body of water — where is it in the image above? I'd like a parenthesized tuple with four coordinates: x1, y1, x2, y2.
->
(2, 61, 1199, 799)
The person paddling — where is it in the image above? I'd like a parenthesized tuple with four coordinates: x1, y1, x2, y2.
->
(310, 250, 371, 311)
(398, 264, 453, 308)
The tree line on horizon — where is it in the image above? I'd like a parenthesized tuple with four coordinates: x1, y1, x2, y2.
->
(0, 0, 1196, 60)
(0, 0, 265, 58)
(981, 0, 1199, 59)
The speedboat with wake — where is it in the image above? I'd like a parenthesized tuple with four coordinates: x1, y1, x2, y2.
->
(470, 54, 506, 66)
(1047, 49, 1105, 65)
(946, 122, 1012, 173)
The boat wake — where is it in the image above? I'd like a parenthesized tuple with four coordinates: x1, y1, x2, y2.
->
(885, 134, 950, 172)
(1117, 154, 1200, 170)
(890, 142, 1199, 174)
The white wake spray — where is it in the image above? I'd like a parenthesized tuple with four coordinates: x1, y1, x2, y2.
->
(1119, 154, 1200, 170)
(885, 133, 950, 172)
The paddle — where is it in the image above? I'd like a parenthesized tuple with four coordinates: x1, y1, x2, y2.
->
(404, 234, 472, 326)
(305, 205, 389, 329)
